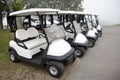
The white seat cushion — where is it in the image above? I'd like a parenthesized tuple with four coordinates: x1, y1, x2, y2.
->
(16, 29, 29, 40)
(73, 21, 82, 34)
(24, 38, 46, 50)
(27, 27, 39, 38)
(16, 28, 47, 50)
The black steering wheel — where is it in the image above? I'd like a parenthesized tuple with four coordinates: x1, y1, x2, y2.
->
(65, 23, 74, 33)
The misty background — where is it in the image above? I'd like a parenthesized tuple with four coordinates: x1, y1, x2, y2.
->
(83, 0, 120, 26)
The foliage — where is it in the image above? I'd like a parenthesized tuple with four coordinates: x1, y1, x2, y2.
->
(8, 0, 24, 11)
(0, 0, 7, 12)
(25, 0, 84, 11)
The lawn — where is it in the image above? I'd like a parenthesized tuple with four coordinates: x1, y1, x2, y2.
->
(0, 29, 79, 80)
(0, 29, 13, 69)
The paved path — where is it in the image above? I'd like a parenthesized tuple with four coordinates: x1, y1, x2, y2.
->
(66, 26, 120, 80)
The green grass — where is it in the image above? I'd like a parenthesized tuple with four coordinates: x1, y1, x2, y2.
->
(0, 29, 46, 79)
(0, 29, 14, 69)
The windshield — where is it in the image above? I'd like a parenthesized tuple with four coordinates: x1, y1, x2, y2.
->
(44, 24, 66, 43)
(73, 20, 82, 34)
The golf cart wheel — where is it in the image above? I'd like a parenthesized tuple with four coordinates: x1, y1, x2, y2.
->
(88, 39, 95, 47)
(75, 47, 85, 57)
(9, 50, 19, 62)
(71, 54, 76, 63)
(47, 61, 64, 78)
(98, 31, 102, 37)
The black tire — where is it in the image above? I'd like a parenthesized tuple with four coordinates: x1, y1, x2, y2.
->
(88, 39, 95, 47)
(9, 50, 19, 62)
(47, 61, 64, 78)
(70, 54, 76, 63)
(75, 47, 85, 57)
(98, 31, 102, 37)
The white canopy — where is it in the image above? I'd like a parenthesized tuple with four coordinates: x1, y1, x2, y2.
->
(58, 11, 87, 15)
(58, 11, 77, 14)
(58, 11, 98, 16)
(9, 8, 60, 16)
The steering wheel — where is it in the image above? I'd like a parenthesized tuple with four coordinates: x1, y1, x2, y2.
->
(65, 24, 74, 33)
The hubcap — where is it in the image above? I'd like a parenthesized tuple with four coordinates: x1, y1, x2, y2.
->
(75, 49, 81, 56)
(10, 54, 15, 61)
(49, 66, 58, 75)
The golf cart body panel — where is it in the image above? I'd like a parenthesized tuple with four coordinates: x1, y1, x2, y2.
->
(97, 25, 102, 31)
(74, 33, 88, 44)
(47, 39, 72, 56)
(92, 27, 98, 34)
(9, 27, 47, 59)
(9, 40, 47, 59)
(86, 30, 97, 39)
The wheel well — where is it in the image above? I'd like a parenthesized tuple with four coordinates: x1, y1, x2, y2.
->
(8, 47, 16, 53)
(87, 38, 96, 42)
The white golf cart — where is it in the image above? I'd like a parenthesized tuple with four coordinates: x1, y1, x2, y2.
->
(85, 13, 99, 37)
(92, 14, 102, 37)
(43, 11, 89, 57)
(75, 11, 98, 47)
(7, 8, 76, 78)
(56, 11, 89, 57)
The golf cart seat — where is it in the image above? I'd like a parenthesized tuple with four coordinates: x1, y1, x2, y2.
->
(53, 20, 60, 24)
(73, 21, 82, 33)
(16, 27, 46, 50)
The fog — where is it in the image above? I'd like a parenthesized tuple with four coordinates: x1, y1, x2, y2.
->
(83, 0, 120, 25)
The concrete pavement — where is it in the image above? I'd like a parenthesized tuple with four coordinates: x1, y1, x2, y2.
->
(66, 26, 120, 80)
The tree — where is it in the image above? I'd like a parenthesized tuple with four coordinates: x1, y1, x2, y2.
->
(0, 0, 7, 30)
(0, 0, 24, 30)
(25, 0, 84, 11)
(10, 0, 23, 11)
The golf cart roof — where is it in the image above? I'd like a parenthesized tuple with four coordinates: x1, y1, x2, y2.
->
(9, 8, 60, 16)
(58, 11, 77, 14)
(75, 11, 86, 15)
(83, 12, 98, 16)
(58, 11, 88, 15)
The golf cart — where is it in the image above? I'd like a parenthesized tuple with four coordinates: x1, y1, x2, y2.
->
(85, 13, 99, 37)
(57, 11, 89, 57)
(58, 11, 97, 48)
(76, 12, 98, 47)
(7, 8, 76, 78)
(43, 11, 89, 57)
(93, 14, 102, 37)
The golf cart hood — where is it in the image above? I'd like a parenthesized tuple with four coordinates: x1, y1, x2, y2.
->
(97, 25, 102, 31)
(74, 33, 88, 44)
(92, 28, 98, 34)
(86, 30, 97, 38)
(47, 39, 72, 56)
